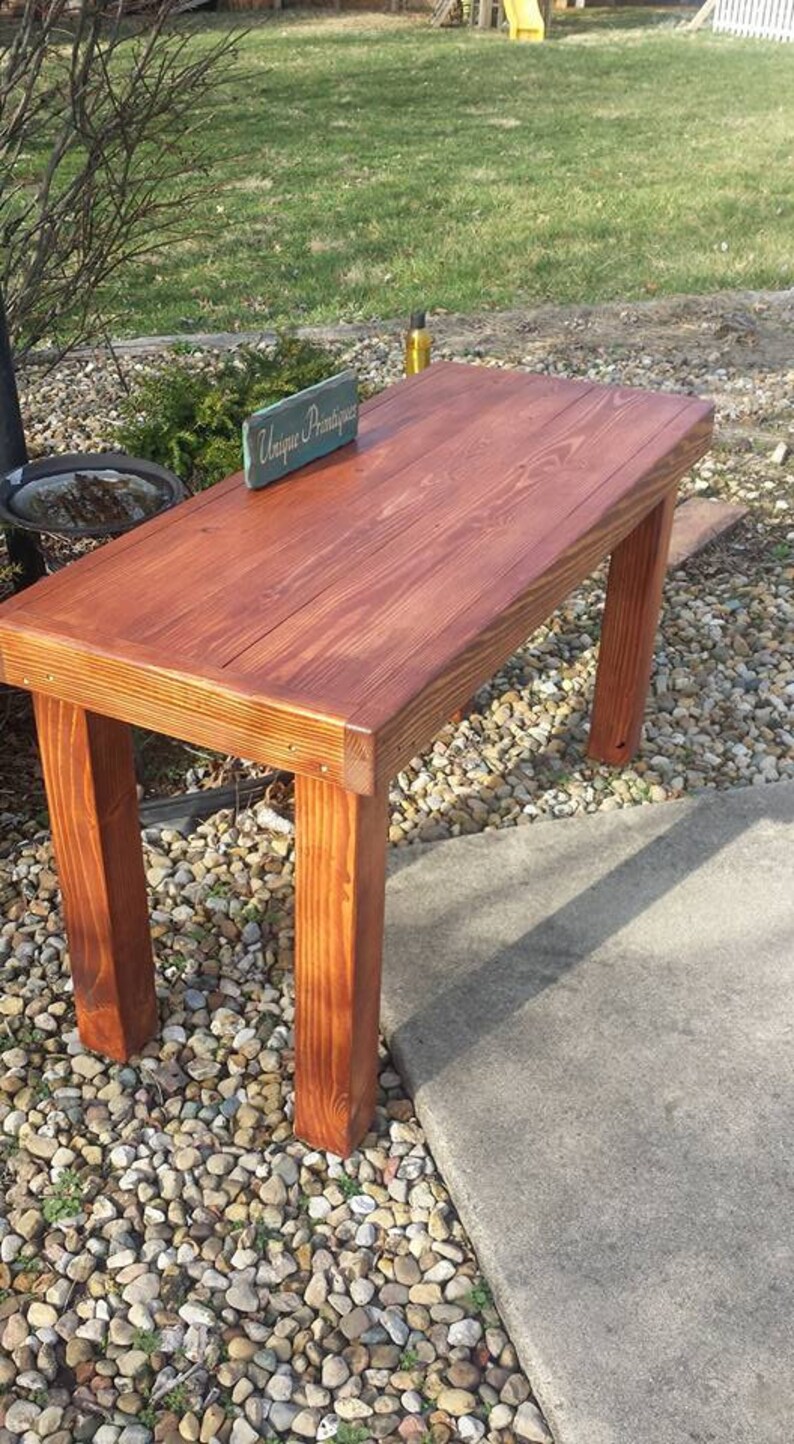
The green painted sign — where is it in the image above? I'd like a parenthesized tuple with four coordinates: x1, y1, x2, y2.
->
(242, 369, 358, 491)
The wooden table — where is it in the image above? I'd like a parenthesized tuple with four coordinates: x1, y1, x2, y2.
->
(0, 363, 712, 1155)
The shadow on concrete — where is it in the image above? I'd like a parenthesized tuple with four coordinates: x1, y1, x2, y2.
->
(381, 782, 794, 1444)
(386, 783, 792, 1090)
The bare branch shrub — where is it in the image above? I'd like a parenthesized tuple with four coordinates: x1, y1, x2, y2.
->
(0, 0, 238, 358)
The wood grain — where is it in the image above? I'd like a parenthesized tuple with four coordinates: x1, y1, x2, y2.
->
(33, 696, 157, 1060)
(587, 487, 678, 764)
(0, 628, 348, 783)
(0, 372, 414, 607)
(344, 406, 713, 790)
(228, 379, 691, 696)
(293, 776, 389, 1155)
(5, 366, 583, 670)
(120, 366, 560, 659)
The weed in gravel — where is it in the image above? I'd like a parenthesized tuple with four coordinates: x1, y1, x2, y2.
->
(164, 1383, 190, 1412)
(336, 1173, 362, 1201)
(132, 1328, 162, 1357)
(337, 1427, 370, 1444)
(12, 1253, 44, 1276)
(464, 1279, 494, 1314)
(41, 1168, 84, 1223)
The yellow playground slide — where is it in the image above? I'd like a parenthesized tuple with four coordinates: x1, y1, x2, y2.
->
(502, 0, 545, 41)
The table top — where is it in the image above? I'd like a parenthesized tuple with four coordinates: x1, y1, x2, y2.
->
(0, 363, 712, 791)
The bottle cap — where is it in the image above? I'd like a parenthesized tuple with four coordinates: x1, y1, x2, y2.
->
(409, 310, 426, 330)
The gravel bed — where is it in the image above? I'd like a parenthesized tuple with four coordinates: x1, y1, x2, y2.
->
(0, 809, 549, 1444)
(0, 292, 791, 1440)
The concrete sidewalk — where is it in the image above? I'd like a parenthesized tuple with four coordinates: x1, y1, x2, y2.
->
(381, 783, 794, 1444)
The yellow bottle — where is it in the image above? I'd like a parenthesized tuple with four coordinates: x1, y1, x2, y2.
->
(404, 310, 432, 376)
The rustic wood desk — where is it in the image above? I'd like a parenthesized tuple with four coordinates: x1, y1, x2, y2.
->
(0, 364, 712, 1156)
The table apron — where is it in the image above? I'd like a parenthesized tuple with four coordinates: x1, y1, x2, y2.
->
(0, 629, 349, 786)
(367, 476, 694, 791)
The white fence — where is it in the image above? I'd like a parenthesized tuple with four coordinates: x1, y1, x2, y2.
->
(713, 0, 794, 39)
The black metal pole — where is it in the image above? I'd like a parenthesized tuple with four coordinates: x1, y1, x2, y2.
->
(0, 290, 45, 589)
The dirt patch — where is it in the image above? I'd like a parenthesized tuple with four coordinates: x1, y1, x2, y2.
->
(85, 286, 794, 397)
(427, 287, 794, 383)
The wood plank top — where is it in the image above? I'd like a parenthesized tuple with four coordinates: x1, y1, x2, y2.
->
(0, 363, 713, 790)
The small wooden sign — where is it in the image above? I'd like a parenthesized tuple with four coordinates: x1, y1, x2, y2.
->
(243, 370, 358, 491)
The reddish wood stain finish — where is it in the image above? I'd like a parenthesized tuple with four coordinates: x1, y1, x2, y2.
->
(294, 777, 389, 1156)
(0, 365, 713, 1151)
(587, 490, 678, 765)
(33, 696, 157, 1060)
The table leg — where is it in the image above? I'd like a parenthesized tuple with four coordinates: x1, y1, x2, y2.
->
(33, 695, 157, 1061)
(587, 489, 677, 766)
(294, 774, 389, 1156)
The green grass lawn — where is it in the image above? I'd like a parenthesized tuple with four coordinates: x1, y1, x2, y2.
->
(108, 7, 793, 334)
